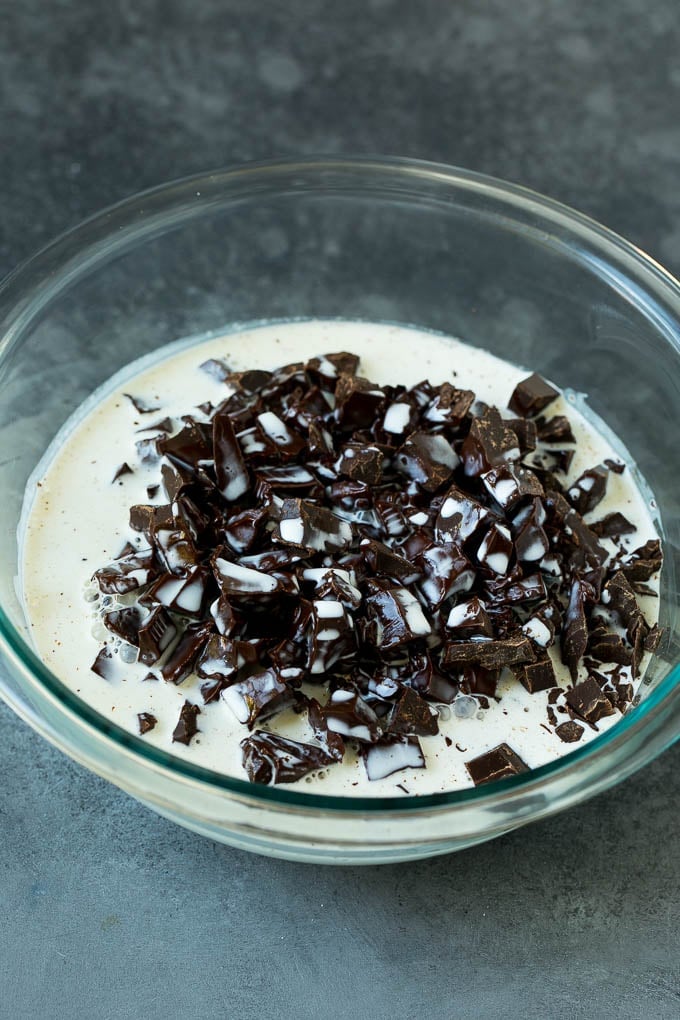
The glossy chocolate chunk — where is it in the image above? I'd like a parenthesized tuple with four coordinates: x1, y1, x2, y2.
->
(589, 512, 636, 538)
(365, 579, 432, 649)
(418, 543, 476, 607)
(158, 421, 212, 474)
(137, 712, 157, 735)
(555, 720, 584, 743)
(506, 417, 538, 454)
(272, 498, 353, 554)
(508, 373, 559, 418)
(435, 485, 493, 544)
(137, 606, 178, 666)
(445, 596, 493, 637)
(361, 736, 425, 781)
(395, 431, 459, 492)
(212, 412, 250, 502)
(335, 374, 386, 429)
(241, 731, 336, 784)
(567, 465, 608, 515)
(141, 565, 212, 619)
(465, 743, 529, 786)
(512, 656, 556, 693)
(386, 687, 439, 737)
(338, 443, 384, 484)
(561, 579, 593, 681)
(587, 628, 633, 666)
(481, 463, 543, 511)
(103, 607, 143, 646)
(161, 621, 213, 685)
(461, 407, 519, 477)
(603, 570, 645, 635)
(443, 634, 535, 670)
(222, 669, 293, 727)
(196, 633, 238, 681)
(620, 540, 662, 583)
(423, 383, 475, 427)
(94, 547, 157, 595)
(172, 700, 201, 745)
(91, 646, 122, 681)
(307, 697, 345, 762)
(536, 415, 575, 444)
(477, 522, 514, 576)
(361, 539, 421, 585)
(565, 676, 615, 724)
(324, 688, 382, 743)
(306, 599, 357, 676)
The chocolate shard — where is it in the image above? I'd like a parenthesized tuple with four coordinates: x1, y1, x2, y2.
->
(141, 565, 212, 619)
(93, 547, 157, 595)
(565, 676, 616, 724)
(604, 458, 626, 474)
(465, 743, 529, 786)
(476, 522, 514, 576)
(536, 414, 576, 444)
(227, 368, 273, 393)
(386, 687, 439, 737)
(153, 522, 199, 576)
(255, 411, 306, 460)
(603, 570, 646, 636)
(461, 407, 520, 477)
(506, 417, 538, 454)
(512, 656, 556, 694)
(103, 607, 143, 647)
(555, 720, 584, 743)
(196, 633, 238, 682)
(589, 512, 636, 538)
(161, 621, 214, 685)
(561, 579, 594, 681)
(620, 539, 663, 583)
(307, 697, 345, 762)
(338, 443, 384, 484)
(395, 431, 459, 492)
(222, 669, 294, 728)
(361, 736, 425, 781)
(361, 539, 421, 585)
(137, 712, 157, 735)
(643, 624, 663, 653)
(443, 634, 535, 670)
(365, 579, 432, 649)
(481, 463, 544, 511)
(334, 374, 386, 430)
(514, 500, 550, 564)
(136, 416, 173, 435)
(212, 552, 298, 599)
(241, 731, 335, 784)
(508, 373, 559, 418)
(435, 484, 494, 544)
(567, 465, 608, 515)
(124, 393, 160, 414)
(172, 700, 201, 745)
(199, 357, 231, 381)
(211, 412, 250, 502)
(272, 498, 354, 554)
(324, 688, 382, 743)
(587, 628, 633, 666)
(445, 596, 493, 637)
(158, 421, 212, 473)
(301, 566, 362, 611)
(418, 543, 476, 607)
(306, 599, 357, 677)
(90, 646, 124, 681)
(423, 383, 475, 427)
(112, 462, 133, 483)
(137, 606, 178, 666)
(487, 572, 547, 606)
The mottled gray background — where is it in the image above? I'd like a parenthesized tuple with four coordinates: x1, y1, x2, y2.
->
(1, 2, 679, 1018)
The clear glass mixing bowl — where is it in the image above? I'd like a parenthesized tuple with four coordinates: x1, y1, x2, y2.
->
(0, 156, 678, 864)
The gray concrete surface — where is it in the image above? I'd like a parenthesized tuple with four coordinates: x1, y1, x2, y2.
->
(1, 2, 679, 1017)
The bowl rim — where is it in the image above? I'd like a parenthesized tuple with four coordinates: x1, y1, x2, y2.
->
(0, 153, 679, 814)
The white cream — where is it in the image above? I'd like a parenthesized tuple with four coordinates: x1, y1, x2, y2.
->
(19, 320, 661, 796)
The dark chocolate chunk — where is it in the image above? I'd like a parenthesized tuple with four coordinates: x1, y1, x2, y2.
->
(620, 540, 662, 583)
(555, 720, 584, 743)
(334, 374, 386, 430)
(465, 743, 529, 786)
(137, 712, 157, 735)
(91, 646, 122, 681)
(158, 421, 212, 474)
(146, 484, 159, 499)
(590, 512, 636, 538)
(212, 553, 298, 599)
(161, 621, 213, 685)
(103, 607, 143, 647)
(443, 634, 535, 670)
(476, 522, 514, 576)
(306, 599, 357, 676)
(445, 596, 493, 637)
(324, 688, 382, 743)
(604, 458, 626, 474)
(565, 676, 616, 724)
(536, 415, 576, 444)
(567, 465, 608, 515)
(222, 669, 294, 727)
(418, 542, 475, 609)
(112, 462, 133, 483)
(172, 700, 201, 745)
(361, 539, 421, 585)
(241, 731, 335, 784)
(141, 566, 212, 619)
(272, 498, 353, 554)
(137, 606, 178, 666)
(436, 485, 494, 544)
(506, 417, 538, 454)
(307, 697, 345, 762)
(387, 687, 439, 737)
(603, 570, 645, 635)
(423, 383, 475, 427)
(124, 393, 160, 414)
(513, 656, 556, 693)
(461, 407, 519, 477)
(561, 579, 593, 681)
(227, 368, 273, 392)
(212, 412, 250, 502)
(365, 580, 432, 649)
(508, 373, 559, 418)
(481, 463, 544, 511)
(93, 547, 157, 595)
(395, 431, 459, 492)
(196, 632, 238, 682)
(587, 629, 633, 666)
(338, 443, 384, 484)
(361, 736, 425, 781)
(643, 624, 663, 653)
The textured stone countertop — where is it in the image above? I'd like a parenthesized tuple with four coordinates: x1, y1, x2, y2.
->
(1, 2, 679, 1017)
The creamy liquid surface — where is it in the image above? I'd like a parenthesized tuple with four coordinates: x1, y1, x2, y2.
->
(20, 321, 660, 795)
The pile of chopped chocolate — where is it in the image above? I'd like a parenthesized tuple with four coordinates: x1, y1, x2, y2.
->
(91, 353, 663, 787)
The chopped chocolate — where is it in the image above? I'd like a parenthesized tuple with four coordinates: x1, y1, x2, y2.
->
(465, 743, 529, 786)
(212, 412, 250, 502)
(307, 697, 345, 762)
(513, 656, 556, 694)
(387, 687, 439, 737)
(461, 407, 519, 477)
(137, 607, 178, 666)
(273, 498, 353, 554)
(172, 700, 201, 745)
(435, 485, 494, 544)
(565, 676, 615, 724)
(199, 357, 231, 381)
(555, 720, 584, 743)
(146, 484, 159, 499)
(536, 415, 576, 444)
(361, 539, 421, 585)
(137, 712, 157, 735)
(112, 462, 133, 483)
(222, 669, 293, 727)
(94, 547, 157, 595)
(506, 416, 538, 454)
(443, 634, 535, 670)
(620, 540, 663, 583)
(481, 463, 543, 511)
(103, 607, 143, 647)
(324, 688, 382, 743)
(445, 596, 493, 637)
(365, 580, 431, 649)
(124, 393, 160, 414)
(241, 731, 335, 784)
(567, 465, 608, 515)
(161, 621, 213, 685)
(604, 458, 626, 474)
(338, 443, 384, 484)
(362, 736, 425, 781)
(91, 646, 121, 681)
(587, 629, 633, 666)
(334, 374, 386, 430)
(508, 373, 559, 418)
(561, 579, 593, 681)
(477, 522, 514, 576)
(141, 566, 213, 619)
(590, 512, 636, 538)
(395, 431, 459, 491)
(423, 383, 474, 427)
(643, 624, 663, 653)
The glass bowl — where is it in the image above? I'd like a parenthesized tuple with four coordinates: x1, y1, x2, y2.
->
(0, 156, 678, 864)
